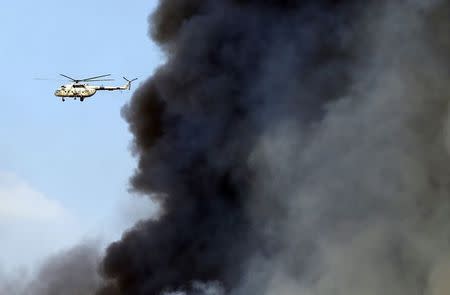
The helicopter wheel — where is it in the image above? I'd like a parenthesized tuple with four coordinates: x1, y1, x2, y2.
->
(80, 97, 84, 102)
(62, 98, 65, 102)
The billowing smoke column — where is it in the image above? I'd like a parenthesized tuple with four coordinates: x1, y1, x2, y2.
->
(98, 0, 361, 293)
(98, 1, 450, 295)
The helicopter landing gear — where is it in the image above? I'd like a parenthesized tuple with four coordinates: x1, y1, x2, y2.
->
(62, 98, 65, 102)
(80, 97, 84, 102)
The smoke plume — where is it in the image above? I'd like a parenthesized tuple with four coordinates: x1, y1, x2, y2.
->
(97, 0, 450, 294)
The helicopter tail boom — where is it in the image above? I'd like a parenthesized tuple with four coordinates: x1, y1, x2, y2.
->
(92, 77, 137, 91)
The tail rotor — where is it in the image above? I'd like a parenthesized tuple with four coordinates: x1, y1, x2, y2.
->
(123, 77, 138, 90)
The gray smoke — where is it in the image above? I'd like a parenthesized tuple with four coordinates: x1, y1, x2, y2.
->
(236, 2, 450, 294)
(0, 243, 102, 295)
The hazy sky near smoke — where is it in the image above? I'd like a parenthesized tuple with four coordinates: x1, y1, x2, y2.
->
(0, 0, 161, 271)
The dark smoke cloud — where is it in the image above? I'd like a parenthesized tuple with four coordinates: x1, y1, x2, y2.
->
(98, 1, 366, 294)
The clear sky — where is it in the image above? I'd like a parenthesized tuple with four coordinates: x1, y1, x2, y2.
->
(0, 0, 162, 272)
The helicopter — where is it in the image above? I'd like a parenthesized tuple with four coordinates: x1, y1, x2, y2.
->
(54, 74, 137, 102)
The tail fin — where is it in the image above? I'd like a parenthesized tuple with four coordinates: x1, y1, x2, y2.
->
(123, 77, 138, 90)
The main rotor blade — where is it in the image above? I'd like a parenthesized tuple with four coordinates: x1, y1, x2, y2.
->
(86, 79, 115, 82)
(82, 74, 111, 81)
(60, 74, 77, 82)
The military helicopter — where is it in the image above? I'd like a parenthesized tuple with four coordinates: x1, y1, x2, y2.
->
(54, 74, 137, 102)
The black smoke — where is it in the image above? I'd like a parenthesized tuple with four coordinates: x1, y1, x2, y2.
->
(98, 1, 365, 294)
(95, 0, 450, 295)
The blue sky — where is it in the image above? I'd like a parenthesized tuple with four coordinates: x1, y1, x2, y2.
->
(0, 0, 162, 271)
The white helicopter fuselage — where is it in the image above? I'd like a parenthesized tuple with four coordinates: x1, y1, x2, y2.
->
(54, 83, 98, 98)
(54, 78, 136, 101)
